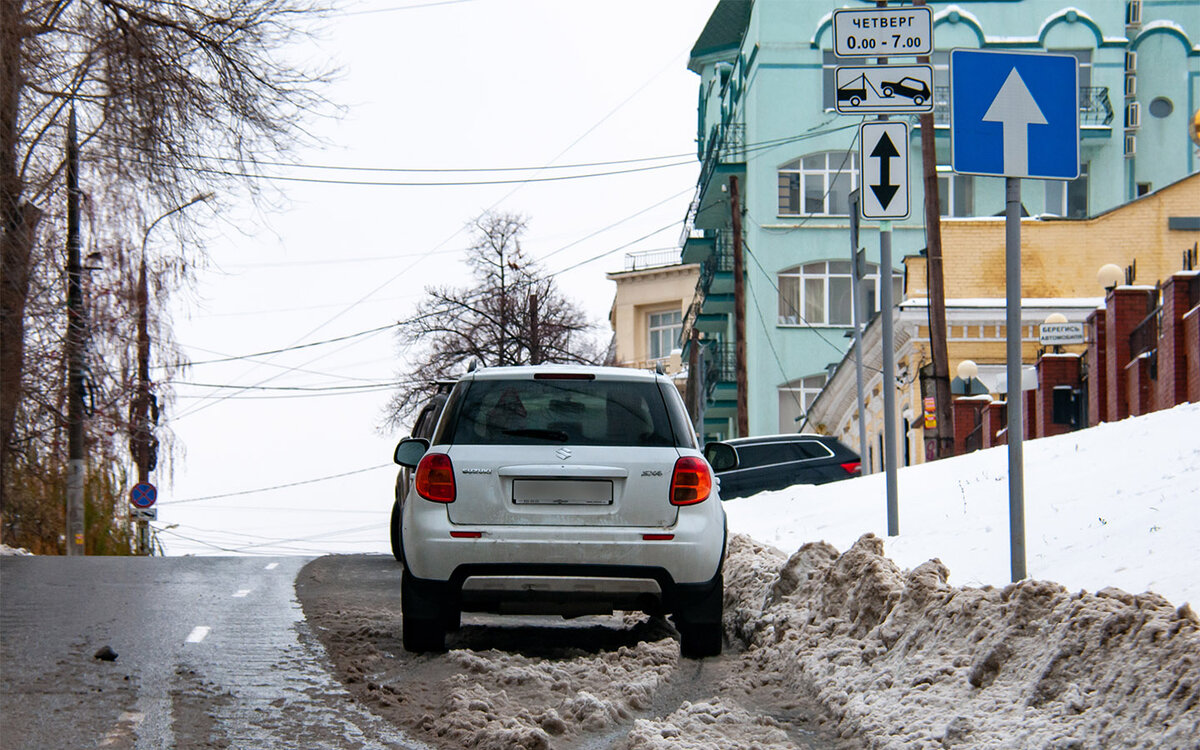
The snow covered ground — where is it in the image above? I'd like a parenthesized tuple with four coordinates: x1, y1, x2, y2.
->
(724, 400, 1200, 610)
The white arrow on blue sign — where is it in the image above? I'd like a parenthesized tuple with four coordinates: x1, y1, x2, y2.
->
(950, 49, 1079, 180)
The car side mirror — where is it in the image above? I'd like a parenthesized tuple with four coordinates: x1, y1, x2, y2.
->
(704, 442, 738, 472)
(393, 437, 430, 468)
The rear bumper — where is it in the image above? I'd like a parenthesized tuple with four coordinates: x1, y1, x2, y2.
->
(402, 499, 726, 585)
(403, 560, 724, 618)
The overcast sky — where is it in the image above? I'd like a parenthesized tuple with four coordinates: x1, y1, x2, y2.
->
(155, 0, 718, 554)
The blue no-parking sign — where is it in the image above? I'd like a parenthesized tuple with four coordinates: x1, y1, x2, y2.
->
(130, 482, 157, 508)
(950, 49, 1079, 180)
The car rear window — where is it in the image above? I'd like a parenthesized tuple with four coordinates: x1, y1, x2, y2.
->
(733, 440, 833, 468)
(444, 378, 682, 447)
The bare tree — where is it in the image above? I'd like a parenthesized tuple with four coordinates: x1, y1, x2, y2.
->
(384, 211, 605, 428)
(1, 0, 332, 545)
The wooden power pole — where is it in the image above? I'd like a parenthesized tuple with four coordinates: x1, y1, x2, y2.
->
(914, 0, 954, 459)
(730, 176, 748, 438)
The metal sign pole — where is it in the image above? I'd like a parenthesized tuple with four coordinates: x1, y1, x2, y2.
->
(1005, 177, 1026, 581)
(880, 221, 899, 536)
(848, 192, 869, 473)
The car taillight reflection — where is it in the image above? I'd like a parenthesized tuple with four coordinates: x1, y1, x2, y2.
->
(840, 461, 862, 476)
(670, 456, 712, 505)
(415, 453, 456, 503)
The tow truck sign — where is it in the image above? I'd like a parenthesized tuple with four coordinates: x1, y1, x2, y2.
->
(832, 6, 932, 58)
(835, 64, 933, 114)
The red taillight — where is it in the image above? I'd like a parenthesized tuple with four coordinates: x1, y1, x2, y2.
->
(415, 453, 456, 503)
(670, 456, 712, 506)
(840, 461, 862, 476)
(643, 533, 675, 541)
(450, 531, 482, 539)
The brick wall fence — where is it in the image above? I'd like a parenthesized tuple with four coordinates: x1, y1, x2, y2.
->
(952, 271, 1199, 455)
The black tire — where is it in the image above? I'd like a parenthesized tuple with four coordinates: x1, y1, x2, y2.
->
(389, 498, 403, 563)
(850, 95, 861, 107)
(882, 86, 894, 97)
(401, 570, 446, 653)
(402, 613, 446, 653)
(674, 574, 723, 658)
(913, 95, 925, 106)
(678, 622, 722, 658)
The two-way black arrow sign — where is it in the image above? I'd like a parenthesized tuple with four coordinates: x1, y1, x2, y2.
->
(869, 132, 899, 209)
(858, 120, 910, 220)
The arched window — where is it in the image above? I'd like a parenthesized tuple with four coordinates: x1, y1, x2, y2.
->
(777, 260, 902, 326)
(778, 152, 859, 216)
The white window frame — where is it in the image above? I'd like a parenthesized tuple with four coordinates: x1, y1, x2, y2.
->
(778, 374, 828, 432)
(647, 308, 682, 362)
(936, 167, 975, 217)
(777, 260, 902, 327)
(778, 151, 859, 217)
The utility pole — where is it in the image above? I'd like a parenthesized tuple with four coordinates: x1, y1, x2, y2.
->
(914, 0, 953, 460)
(730, 176, 748, 438)
(875, 0, 899, 535)
(527, 293, 539, 365)
(133, 258, 151, 555)
(134, 193, 209, 555)
(847, 191, 870, 474)
(65, 107, 85, 555)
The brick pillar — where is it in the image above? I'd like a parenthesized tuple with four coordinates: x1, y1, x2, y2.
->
(1086, 308, 1107, 426)
(1125, 354, 1153, 417)
(1024, 388, 1037, 440)
(1157, 274, 1193, 410)
(952, 397, 989, 455)
(1105, 287, 1154, 423)
(982, 400, 1006, 448)
(1036, 353, 1082, 438)
(1186, 306, 1200, 403)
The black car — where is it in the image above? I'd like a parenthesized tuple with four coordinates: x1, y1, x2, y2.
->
(704, 434, 861, 500)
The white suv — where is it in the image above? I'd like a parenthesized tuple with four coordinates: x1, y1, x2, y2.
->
(392, 365, 727, 657)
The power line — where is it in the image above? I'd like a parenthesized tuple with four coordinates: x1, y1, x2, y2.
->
(159, 463, 393, 505)
(106, 153, 698, 188)
(174, 321, 403, 367)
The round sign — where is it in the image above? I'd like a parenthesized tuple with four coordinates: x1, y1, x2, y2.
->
(130, 482, 157, 508)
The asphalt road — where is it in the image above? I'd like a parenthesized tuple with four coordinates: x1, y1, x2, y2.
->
(0, 556, 422, 750)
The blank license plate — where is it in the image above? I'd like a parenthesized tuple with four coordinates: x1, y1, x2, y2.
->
(512, 479, 613, 506)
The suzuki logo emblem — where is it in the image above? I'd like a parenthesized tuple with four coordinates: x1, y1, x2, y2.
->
(556, 448, 572, 461)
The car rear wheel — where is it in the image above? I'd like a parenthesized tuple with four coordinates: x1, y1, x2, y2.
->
(401, 569, 447, 652)
(673, 574, 723, 658)
(389, 498, 403, 563)
(677, 622, 722, 658)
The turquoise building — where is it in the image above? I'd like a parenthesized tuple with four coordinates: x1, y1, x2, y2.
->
(679, 0, 1200, 440)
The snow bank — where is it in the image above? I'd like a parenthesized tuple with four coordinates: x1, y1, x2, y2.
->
(724, 532, 1200, 748)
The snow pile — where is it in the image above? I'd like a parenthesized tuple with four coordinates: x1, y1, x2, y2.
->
(722, 532, 1200, 748)
(423, 639, 677, 748)
(0, 543, 32, 556)
(619, 699, 794, 749)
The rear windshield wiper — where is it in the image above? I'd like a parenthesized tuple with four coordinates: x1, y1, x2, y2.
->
(500, 428, 569, 442)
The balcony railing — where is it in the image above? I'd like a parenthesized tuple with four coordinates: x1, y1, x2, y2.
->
(624, 248, 681, 271)
(704, 341, 737, 390)
(930, 85, 1112, 127)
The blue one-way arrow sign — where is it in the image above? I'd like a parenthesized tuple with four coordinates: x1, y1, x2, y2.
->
(950, 49, 1078, 179)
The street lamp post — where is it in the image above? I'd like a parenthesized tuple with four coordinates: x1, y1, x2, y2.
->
(133, 193, 211, 555)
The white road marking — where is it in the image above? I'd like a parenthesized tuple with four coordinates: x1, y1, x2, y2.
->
(185, 626, 211, 643)
(264, 562, 279, 570)
(99, 711, 144, 746)
(233, 588, 252, 598)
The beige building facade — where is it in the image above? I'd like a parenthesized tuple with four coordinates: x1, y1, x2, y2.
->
(606, 250, 699, 377)
(807, 173, 1200, 470)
